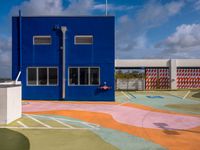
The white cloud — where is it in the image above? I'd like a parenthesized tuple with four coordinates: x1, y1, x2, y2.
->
(116, 1, 185, 58)
(63, 0, 95, 15)
(11, 0, 63, 16)
(135, 1, 184, 30)
(11, 0, 134, 16)
(93, 4, 134, 12)
(194, 0, 200, 10)
(0, 37, 11, 78)
(156, 24, 200, 55)
(10, 0, 134, 16)
(11, 0, 95, 16)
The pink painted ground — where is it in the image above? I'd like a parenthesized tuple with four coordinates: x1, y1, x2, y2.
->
(23, 101, 200, 130)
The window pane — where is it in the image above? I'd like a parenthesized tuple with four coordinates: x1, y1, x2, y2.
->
(34, 36, 51, 45)
(69, 68, 78, 85)
(80, 68, 89, 85)
(38, 68, 47, 85)
(49, 68, 58, 85)
(28, 68, 37, 85)
(90, 68, 99, 85)
(75, 36, 93, 44)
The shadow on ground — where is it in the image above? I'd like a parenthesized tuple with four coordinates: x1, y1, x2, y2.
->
(192, 92, 200, 99)
(154, 122, 180, 135)
(0, 128, 30, 150)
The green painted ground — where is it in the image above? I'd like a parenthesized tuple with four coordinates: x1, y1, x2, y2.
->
(0, 129, 30, 150)
(0, 115, 118, 150)
(0, 114, 165, 150)
(7, 129, 118, 150)
(166, 104, 200, 113)
(116, 91, 200, 115)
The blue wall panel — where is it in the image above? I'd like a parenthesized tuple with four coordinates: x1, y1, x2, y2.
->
(12, 16, 115, 101)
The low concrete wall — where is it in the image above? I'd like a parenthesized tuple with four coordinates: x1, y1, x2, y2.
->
(0, 84, 21, 124)
(116, 79, 145, 90)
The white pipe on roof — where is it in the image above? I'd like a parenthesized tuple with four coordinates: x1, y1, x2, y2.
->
(61, 26, 67, 99)
(115, 59, 200, 68)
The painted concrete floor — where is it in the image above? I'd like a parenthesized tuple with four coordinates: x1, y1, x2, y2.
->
(1, 91, 200, 150)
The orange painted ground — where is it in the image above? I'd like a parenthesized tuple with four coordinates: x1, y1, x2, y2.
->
(27, 109, 200, 150)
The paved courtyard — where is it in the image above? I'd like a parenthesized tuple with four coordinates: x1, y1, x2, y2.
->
(1, 90, 200, 150)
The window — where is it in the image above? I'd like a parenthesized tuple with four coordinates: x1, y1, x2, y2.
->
(33, 36, 52, 45)
(27, 67, 58, 86)
(49, 68, 58, 85)
(80, 68, 89, 85)
(69, 67, 100, 86)
(75, 35, 93, 45)
(28, 68, 37, 85)
(38, 68, 47, 85)
(69, 68, 78, 85)
(90, 68, 99, 85)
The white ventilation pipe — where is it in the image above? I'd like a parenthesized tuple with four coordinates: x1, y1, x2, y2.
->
(61, 26, 67, 99)
(15, 71, 21, 84)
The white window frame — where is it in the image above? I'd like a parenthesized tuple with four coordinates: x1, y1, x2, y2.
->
(33, 36, 52, 45)
(74, 35, 93, 45)
(68, 67, 100, 86)
(27, 67, 59, 86)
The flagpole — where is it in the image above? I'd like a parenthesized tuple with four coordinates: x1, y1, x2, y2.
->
(106, 0, 108, 16)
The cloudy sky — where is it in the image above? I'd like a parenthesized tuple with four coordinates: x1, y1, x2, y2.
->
(0, 0, 200, 78)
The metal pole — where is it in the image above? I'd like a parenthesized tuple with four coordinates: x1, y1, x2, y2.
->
(19, 10, 22, 71)
(61, 26, 67, 99)
(106, 0, 108, 16)
(15, 10, 22, 84)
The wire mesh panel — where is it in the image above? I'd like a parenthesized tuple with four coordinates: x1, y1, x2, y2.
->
(145, 68, 170, 90)
(177, 68, 200, 89)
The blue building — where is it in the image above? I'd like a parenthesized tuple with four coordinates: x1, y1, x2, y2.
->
(12, 14, 115, 101)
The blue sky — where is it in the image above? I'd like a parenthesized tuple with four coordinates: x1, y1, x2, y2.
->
(0, 0, 200, 77)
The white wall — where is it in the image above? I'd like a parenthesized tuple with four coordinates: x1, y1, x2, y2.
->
(170, 59, 177, 89)
(115, 59, 200, 68)
(115, 59, 169, 67)
(115, 59, 200, 90)
(0, 85, 21, 124)
(176, 59, 200, 67)
(0, 88, 7, 124)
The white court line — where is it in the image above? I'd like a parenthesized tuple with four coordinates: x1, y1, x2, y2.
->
(25, 114, 52, 128)
(0, 126, 91, 130)
(57, 118, 100, 129)
(121, 91, 132, 100)
(31, 114, 100, 129)
(50, 117, 74, 129)
(183, 90, 190, 99)
(17, 121, 28, 128)
(81, 122, 98, 129)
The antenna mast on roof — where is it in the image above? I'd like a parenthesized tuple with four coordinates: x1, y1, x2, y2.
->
(105, 0, 108, 16)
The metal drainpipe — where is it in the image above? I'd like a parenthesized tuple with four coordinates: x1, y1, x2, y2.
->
(61, 26, 67, 99)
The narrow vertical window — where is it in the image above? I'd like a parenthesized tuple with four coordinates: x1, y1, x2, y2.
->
(49, 68, 58, 85)
(28, 68, 37, 85)
(90, 68, 99, 85)
(38, 68, 47, 85)
(69, 68, 78, 85)
(80, 68, 89, 85)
